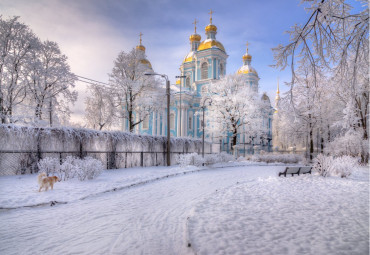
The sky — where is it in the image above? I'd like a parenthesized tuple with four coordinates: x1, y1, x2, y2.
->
(1, 0, 316, 124)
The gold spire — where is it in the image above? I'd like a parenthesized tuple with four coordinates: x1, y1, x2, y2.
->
(205, 10, 217, 33)
(192, 18, 198, 34)
(208, 9, 214, 24)
(190, 19, 201, 42)
(242, 41, 252, 61)
(136, 32, 145, 51)
(139, 32, 143, 45)
(275, 77, 281, 106)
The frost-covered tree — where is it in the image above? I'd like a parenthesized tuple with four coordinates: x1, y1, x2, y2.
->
(84, 84, 116, 130)
(25, 40, 77, 126)
(0, 16, 77, 127)
(0, 16, 38, 123)
(203, 74, 263, 153)
(273, 0, 369, 162)
(108, 48, 163, 132)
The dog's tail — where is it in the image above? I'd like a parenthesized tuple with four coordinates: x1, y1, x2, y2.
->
(37, 172, 46, 185)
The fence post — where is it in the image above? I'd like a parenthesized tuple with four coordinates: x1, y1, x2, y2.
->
(59, 152, 63, 165)
(107, 153, 109, 169)
(141, 152, 144, 167)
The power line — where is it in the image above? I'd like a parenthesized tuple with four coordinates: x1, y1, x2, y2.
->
(75, 75, 110, 87)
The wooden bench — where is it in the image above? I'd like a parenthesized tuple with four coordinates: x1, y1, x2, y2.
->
(278, 166, 312, 177)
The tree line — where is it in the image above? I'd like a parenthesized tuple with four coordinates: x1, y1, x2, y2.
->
(272, 0, 369, 162)
(0, 16, 77, 126)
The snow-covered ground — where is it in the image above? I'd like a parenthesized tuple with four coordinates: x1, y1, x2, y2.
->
(0, 164, 368, 255)
(187, 169, 369, 255)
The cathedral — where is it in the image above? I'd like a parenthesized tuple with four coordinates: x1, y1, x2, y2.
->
(124, 12, 274, 154)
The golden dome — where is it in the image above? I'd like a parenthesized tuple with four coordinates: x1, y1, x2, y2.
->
(205, 24, 217, 32)
(136, 45, 145, 52)
(176, 79, 181, 85)
(183, 51, 195, 63)
(237, 65, 258, 76)
(189, 34, 201, 42)
(198, 39, 225, 52)
(242, 54, 252, 60)
(140, 59, 152, 69)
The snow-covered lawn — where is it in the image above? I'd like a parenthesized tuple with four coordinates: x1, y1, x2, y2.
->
(0, 164, 368, 255)
(0, 161, 268, 209)
(187, 169, 369, 255)
(0, 165, 205, 209)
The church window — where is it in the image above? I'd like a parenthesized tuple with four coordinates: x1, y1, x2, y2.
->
(188, 115, 193, 130)
(170, 113, 175, 130)
(220, 63, 224, 76)
(142, 116, 149, 129)
(201, 62, 208, 80)
(186, 76, 190, 88)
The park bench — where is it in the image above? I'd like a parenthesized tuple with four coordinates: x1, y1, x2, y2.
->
(278, 166, 312, 177)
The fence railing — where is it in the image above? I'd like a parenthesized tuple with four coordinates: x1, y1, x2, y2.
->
(0, 150, 215, 175)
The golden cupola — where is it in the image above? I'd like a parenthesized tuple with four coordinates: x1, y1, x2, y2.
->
(136, 32, 153, 70)
(197, 10, 226, 53)
(136, 33, 146, 52)
(237, 42, 258, 76)
(184, 19, 201, 63)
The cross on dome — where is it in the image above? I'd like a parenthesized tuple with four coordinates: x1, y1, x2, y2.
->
(139, 32, 143, 45)
(208, 9, 214, 24)
(192, 19, 198, 33)
(246, 41, 250, 54)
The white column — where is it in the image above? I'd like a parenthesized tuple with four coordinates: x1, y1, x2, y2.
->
(195, 114, 198, 138)
(182, 108, 187, 136)
(158, 112, 160, 136)
(153, 112, 156, 135)
(177, 106, 180, 137)
(162, 111, 165, 135)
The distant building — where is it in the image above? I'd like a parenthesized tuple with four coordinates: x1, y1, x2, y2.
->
(127, 13, 273, 153)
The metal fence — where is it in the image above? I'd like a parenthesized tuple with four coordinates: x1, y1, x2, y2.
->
(0, 150, 215, 175)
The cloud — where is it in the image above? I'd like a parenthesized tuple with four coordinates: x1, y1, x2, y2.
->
(1, 0, 302, 125)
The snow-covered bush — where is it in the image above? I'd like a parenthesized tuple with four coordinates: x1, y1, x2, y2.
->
(38, 156, 104, 181)
(204, 154, 218, 165)
(58, 156, 79, 181)
(325, 131, 366, 158)
(177, 153, 205, 167)
(177, 152, 235, 167)
(237, 156, 246, 162)
(218, 152, 235, 163)
(37, 157, 60, 176)
(250, 153, 303, 164)
(313, 154, 359, 178)
(313, 154, 334, 177)
(73, 157, 104, 181)
(331, 156, 359, 178)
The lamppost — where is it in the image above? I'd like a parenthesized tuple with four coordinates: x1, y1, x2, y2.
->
(145, 72, 171, 166)
(200, 97, 212, 158)
(175, 75, 186, 137)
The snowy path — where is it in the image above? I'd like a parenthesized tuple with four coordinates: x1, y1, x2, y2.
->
(0, 166, 277, 255)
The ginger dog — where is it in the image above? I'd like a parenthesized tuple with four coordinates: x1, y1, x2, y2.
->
(38, 172, 59, 192)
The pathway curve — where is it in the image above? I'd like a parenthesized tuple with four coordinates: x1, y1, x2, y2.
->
(0, 166, 278, 255)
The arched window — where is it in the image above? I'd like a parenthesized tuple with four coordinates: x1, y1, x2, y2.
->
(186, 76, 190, 88)
(201, 62, 208, 80)
(170, 113, 175, 130)
(188, 115, 193, 130)
(220, 63, 224, 76)
(142, 116, 149, 129)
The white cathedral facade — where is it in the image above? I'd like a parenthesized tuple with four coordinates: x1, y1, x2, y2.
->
(123, 13, 274, 154)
